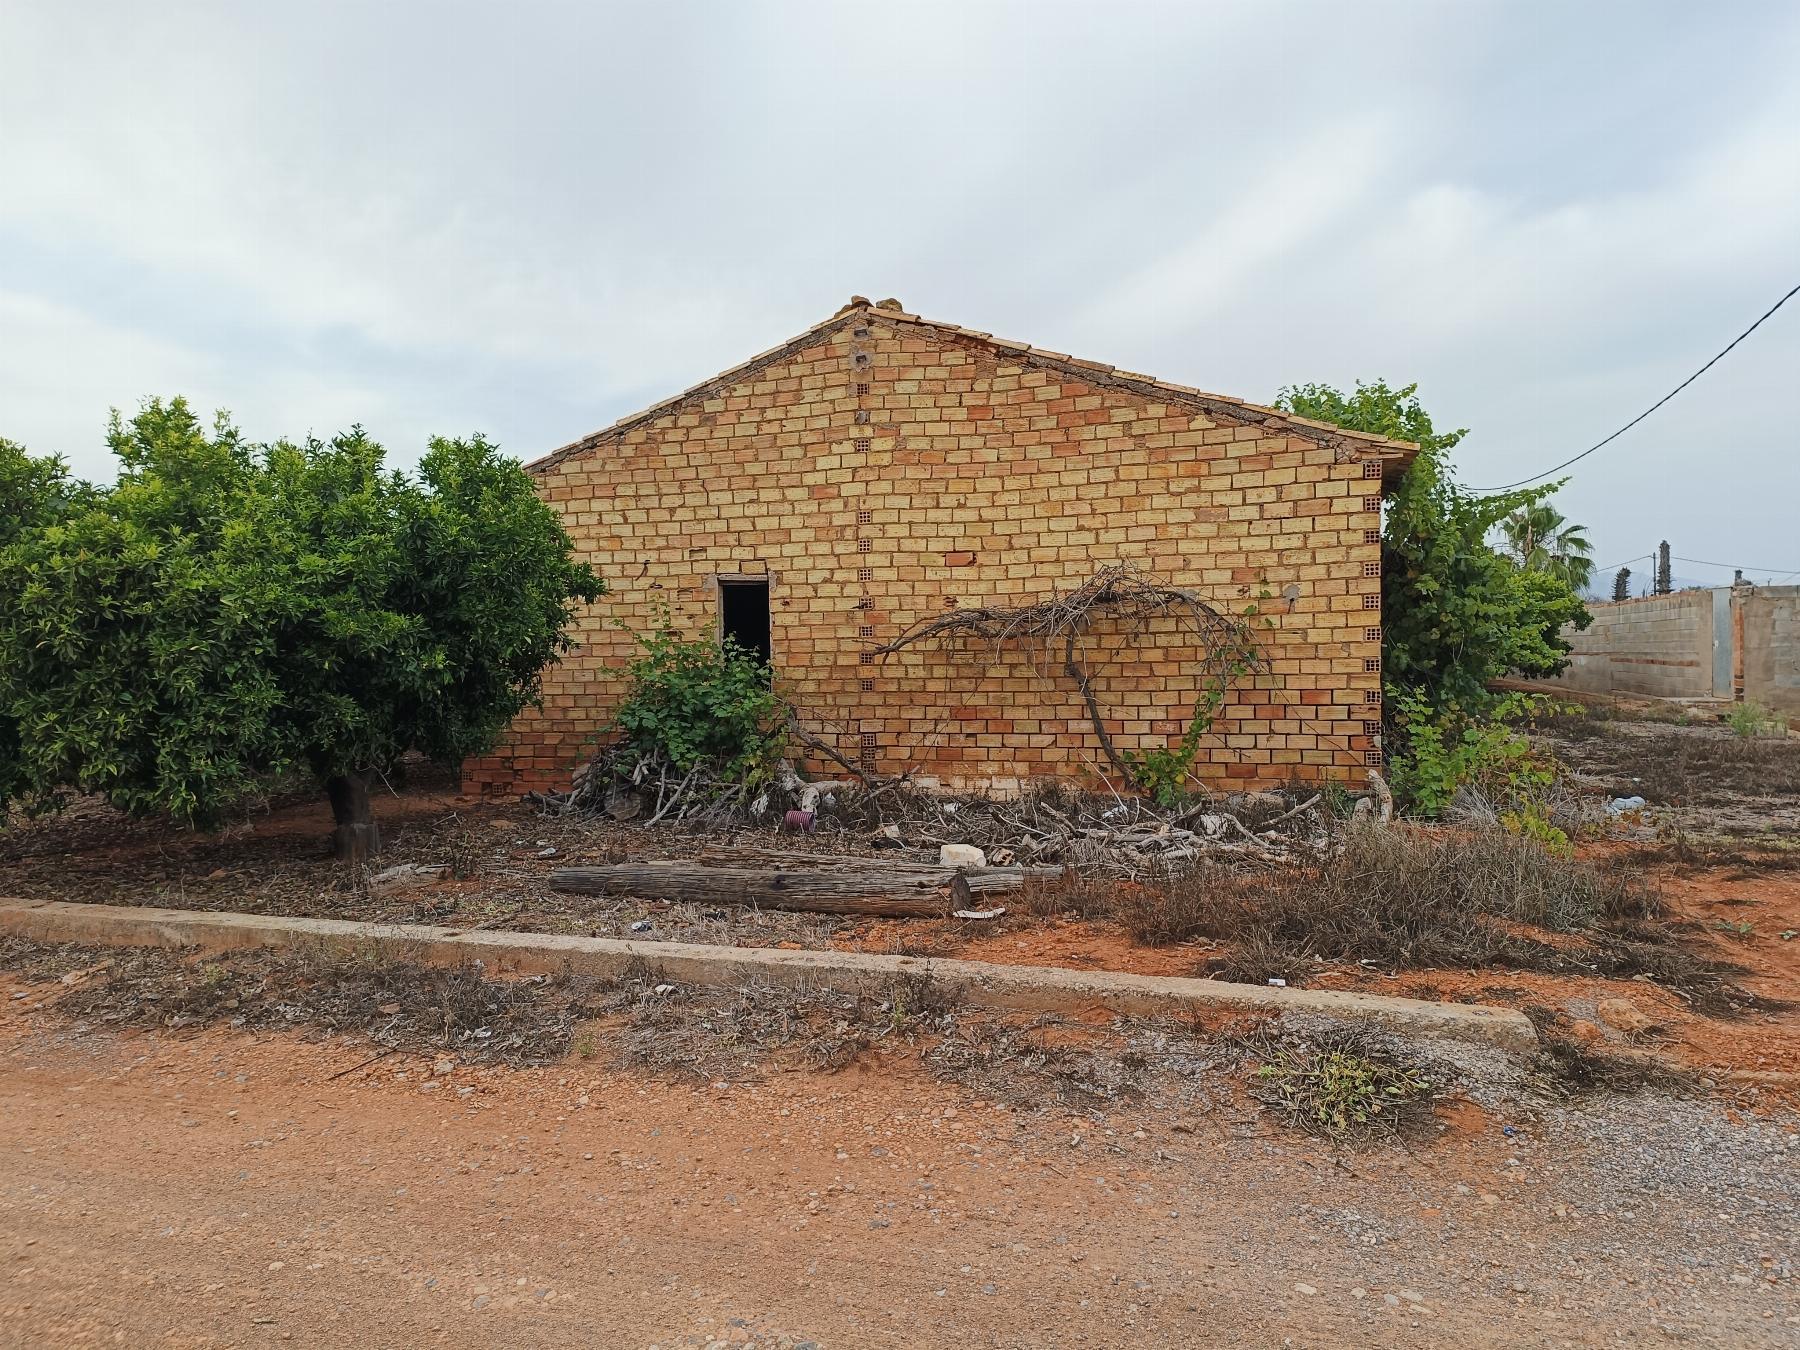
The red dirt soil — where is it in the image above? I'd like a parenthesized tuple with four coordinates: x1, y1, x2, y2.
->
(4, 996, 1793, 1347)
(836, 861, 1800, 1086)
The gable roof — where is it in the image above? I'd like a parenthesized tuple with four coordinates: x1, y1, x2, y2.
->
(527, 297, 1420, 482)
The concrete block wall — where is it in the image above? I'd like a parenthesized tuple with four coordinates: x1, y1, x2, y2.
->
(1739, 586, 1800, 714)
(1555, 591, 1718, 699)
(464, 308, 1391, 797)
(1551, 585, 1800, 713)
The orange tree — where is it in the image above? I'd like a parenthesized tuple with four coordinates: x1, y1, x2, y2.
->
(0, 399, 601, 858)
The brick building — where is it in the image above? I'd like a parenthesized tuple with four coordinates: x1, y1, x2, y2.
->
(463, 298, 1416, 798)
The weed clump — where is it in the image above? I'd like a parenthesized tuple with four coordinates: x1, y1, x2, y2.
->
(1725, 701, 1786, 739)
(1243, 1028, 1436, 1140)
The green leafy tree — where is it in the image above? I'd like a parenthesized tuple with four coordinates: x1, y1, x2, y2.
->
(0, 399, 602, 856)
(1274, 380, 1590, 714)
(0, 438, 83, 808)
(1500, 502, 1595, 594)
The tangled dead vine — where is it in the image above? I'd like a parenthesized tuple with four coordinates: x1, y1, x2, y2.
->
(872, 562, 1267, 793)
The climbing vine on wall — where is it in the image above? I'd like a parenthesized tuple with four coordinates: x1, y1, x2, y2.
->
(872, 563, 1268, 802)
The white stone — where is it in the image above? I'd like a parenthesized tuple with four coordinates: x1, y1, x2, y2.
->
(938, 844, 986, 869)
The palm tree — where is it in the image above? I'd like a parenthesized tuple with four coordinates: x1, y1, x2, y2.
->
(1501, 503, 1595, 594)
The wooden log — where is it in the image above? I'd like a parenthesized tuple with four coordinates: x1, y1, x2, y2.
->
(548, 862, 972, 918)
(694, 844, 1064, 882)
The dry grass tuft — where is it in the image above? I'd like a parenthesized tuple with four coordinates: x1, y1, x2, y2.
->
(1116, 824, 1756, 1010)
(923, 1016, 1151, 1109)
(0, 937, 603, 1064)
(1519, 1009, 1698, 1098)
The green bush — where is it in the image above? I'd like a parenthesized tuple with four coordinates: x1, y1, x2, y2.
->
(1384, 691, 1556, 822)
(613, 625, 787, 784)
(0, 400, 601, 846)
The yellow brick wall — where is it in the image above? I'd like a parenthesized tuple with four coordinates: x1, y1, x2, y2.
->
(463, 315, 1386, 797)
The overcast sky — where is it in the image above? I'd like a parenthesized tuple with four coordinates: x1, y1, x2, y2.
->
(4, 1, 1797, 588)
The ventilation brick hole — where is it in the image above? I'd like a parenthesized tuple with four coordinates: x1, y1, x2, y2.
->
(1364, 657, 1381, 673)
(1365, 749, 1386, 766)
(852, 326, 871, 338)
(1364, 626, 1381, 642)
(857, 567, 873, 582)
(1363, 495, 1381, 512)
(857, 538, 872, 552)
(1362, 561, 1381, 577)
(853, 437, 871, 452)
(1362, 593, 1381, 610)
(856, 509, 873, 525)
(855, 382, 870, 396)
(1365, 689, 1380, 704)
(1363, 719, 1381, 738)
(1364, 528, 1381, 545)
(853, 352, 871, 369)
(858, 650, 874, 665)
(861, 678, 874, 692)
(859, 624, 874, 638)
(1362, 459, 1384, 478)
(857, 596, 874, 610)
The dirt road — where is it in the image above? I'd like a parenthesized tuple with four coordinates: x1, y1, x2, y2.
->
(1, 997, 1795, 1348)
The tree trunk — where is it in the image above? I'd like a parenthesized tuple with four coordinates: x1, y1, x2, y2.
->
(326, 772, 382, 864)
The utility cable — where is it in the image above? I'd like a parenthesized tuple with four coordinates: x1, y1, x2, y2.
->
(1473, 280, 1800, 492)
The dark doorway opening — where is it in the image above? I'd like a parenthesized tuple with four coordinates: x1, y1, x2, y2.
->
(718, 578, 772, 667)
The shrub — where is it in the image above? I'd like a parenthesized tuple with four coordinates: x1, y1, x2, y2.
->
(1275, 381, 1590, 718)
(0, 402, 602, 853)
(1385, 691, 1565, 840)
(613, 624, 787, 784)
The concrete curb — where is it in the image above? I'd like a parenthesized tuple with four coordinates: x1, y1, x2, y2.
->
(0, 898, 1538, 1052)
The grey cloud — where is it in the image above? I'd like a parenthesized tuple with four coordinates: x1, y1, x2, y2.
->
(2, 0, 1795, 581)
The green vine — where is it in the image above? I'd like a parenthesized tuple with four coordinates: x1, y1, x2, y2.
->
(1123, 591, 1271, 806)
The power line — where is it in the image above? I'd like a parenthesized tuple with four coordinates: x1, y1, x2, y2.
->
(1671, 553, 1800, 576)
(1473, 280, 1800, 493)
(1591, 552, 1800, 587)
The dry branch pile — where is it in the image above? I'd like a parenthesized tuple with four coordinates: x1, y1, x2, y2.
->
(831, 784, 1340, 879)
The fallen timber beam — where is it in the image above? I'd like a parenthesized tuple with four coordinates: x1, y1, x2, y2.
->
(547, 862, 990, 918)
